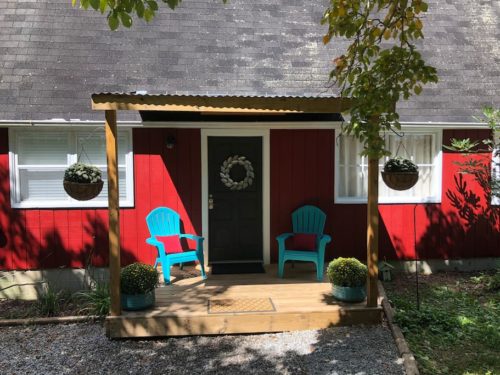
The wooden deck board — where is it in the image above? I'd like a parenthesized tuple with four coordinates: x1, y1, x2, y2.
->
(106, 264, 382, 338)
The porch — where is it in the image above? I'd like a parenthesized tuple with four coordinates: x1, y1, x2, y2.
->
(106, 264, 382, 338)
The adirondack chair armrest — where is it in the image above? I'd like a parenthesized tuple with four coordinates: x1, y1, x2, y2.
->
(146, 237, 163, 247)
(318, 234, 332, 244)
(276, 233, 294, 244)
(179, 234, 203, 241)
(179, 234, 204, 253)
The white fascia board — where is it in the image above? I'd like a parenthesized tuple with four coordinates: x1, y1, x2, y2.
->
(0, 120, 142, 128)
(400, 121, 489, 129)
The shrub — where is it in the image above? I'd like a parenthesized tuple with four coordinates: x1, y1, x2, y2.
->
(120, 263, 158, 295)
(327, 257, 368, 287)
(383, 157, 418, 173)
(64, 163, 102, 183)
(36, 287, 71, 317)
(75, 282, 110, 317)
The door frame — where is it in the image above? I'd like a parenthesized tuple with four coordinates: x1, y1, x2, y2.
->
(201, 128, 270, 265)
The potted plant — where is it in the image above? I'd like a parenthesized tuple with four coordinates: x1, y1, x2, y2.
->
(327, 257, 368, 302)
(63, 162, 104, 200)
(120, 263, 159, 311)
(381, 157, 419, 191)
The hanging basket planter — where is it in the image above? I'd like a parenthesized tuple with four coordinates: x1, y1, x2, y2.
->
(63, 163, 104, 201)
(382, 158, 419, 191)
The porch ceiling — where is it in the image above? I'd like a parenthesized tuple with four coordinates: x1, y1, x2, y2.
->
(91, 93, 351, 114)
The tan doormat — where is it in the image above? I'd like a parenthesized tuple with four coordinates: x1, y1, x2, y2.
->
(208, 298, 276, 314)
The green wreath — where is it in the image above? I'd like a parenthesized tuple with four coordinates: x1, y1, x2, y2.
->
(220, 155, 254, 190)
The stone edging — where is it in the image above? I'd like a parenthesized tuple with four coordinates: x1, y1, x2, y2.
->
(0, 315, 101, 327)
(378, 281, 420, 375)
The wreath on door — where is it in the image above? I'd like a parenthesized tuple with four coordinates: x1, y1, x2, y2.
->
(220, 155, 254, 190)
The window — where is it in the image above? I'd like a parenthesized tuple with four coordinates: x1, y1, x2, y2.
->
(492, 143, 500, 206)
(9, 128, 134, 208)
(335, 129, 442, 203)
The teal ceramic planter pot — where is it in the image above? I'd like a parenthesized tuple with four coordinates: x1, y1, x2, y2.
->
(332, 285, 366, 302)
(121, 290, 155, 311)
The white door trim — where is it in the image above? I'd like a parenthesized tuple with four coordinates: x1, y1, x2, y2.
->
(201, 128, 271, 265)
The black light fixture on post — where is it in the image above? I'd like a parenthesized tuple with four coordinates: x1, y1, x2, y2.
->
(166, 135, 176, 149)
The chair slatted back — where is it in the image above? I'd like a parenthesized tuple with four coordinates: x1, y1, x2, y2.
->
(292, 205, 326, 235)
(146, 207, 181, 237)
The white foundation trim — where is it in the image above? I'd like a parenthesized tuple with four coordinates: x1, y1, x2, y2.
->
(201, 128, 271, 265)
(386, 258, 500, 275)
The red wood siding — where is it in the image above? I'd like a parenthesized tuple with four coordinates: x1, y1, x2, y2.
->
(0, 128, 201, 270)
(1, 127, 498, 271)
(270, 129, 499, 263)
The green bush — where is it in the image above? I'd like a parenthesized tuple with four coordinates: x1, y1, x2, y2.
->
(120, 263, 158, 295)
(383, 157, 418, 173)
(36, 287, 72, 317)
(75, 282, 110, 317)
(64, 163, 102, 183)
(327, 257, 368, 287)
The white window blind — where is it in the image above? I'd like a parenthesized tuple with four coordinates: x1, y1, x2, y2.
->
(10, 128, 134, 208)
(492, 145, 500, 206)
(336, 129, 442, 204)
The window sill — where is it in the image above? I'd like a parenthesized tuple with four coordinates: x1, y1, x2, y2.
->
(335, 197, 442, 205)
(11, 200, 135, 209)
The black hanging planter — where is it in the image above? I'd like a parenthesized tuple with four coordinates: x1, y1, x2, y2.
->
(63, 180, 104, 201)
(63, 163, 104, 201)
(382, 158, 419, 191)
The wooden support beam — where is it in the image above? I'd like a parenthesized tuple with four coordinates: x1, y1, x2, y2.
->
(366, 156, 379, 307)
(91, 93, 352, 113)
(105, 110, 121, 316)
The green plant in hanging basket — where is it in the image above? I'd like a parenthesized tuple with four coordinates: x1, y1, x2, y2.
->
(64, 163, 102, 183)
(382, 157, 419, 191)
(383, 157, 419, 173)
(63, 162, 104, 200)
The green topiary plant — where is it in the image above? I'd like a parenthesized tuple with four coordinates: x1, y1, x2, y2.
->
(327, 257, 368, 288)
(383, 157, 418, 173)
(120, 263, 159, 295)
(64, 162, 102, 183)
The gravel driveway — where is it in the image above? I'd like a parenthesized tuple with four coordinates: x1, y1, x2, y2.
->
(0, 323, 404, 375)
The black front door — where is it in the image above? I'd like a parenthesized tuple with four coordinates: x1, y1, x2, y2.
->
(208, 137, 263, 263)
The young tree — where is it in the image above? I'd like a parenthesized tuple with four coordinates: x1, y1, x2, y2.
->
(322, 0, 437, 306)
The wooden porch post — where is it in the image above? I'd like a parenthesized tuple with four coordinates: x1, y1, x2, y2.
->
(105, 109, 121, 316)
(366, 156, 379, 307)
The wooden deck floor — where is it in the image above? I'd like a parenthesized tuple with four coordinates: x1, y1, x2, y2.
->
(106, 264, 382, 338)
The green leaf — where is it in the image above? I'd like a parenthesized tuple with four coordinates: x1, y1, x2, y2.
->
(165, 0, 181, 10)
(99, 0, 107, 13)
(108, 13, 119, 30)
(80, 0, 90, 9)
(89, 0, 100, 10)
(147, 0, 159, 11)
(72, 0, 78, 7)
(144, 8, 154, 22)
(119, 11, 133, 27)
(135, 1, 145, 18)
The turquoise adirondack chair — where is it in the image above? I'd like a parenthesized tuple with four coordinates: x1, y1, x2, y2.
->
(145, 207, 206, 284)
(277, 205, 331, 281)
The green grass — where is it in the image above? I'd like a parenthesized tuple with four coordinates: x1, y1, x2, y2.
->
(384, 271, 500, 375)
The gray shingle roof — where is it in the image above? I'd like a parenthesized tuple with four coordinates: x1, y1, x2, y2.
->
(0, 0, 498, 122)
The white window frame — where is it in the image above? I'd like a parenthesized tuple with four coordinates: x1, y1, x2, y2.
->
(334, 127, 443, 204)
(492, 133, 500, 206)
(9, 128, 134, 208)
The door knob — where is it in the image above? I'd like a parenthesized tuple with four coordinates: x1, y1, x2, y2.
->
(208, 194, 214, 210)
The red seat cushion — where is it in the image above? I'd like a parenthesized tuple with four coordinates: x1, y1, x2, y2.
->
(156, 235, 184, 254)
(287, 233, 317, 251)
